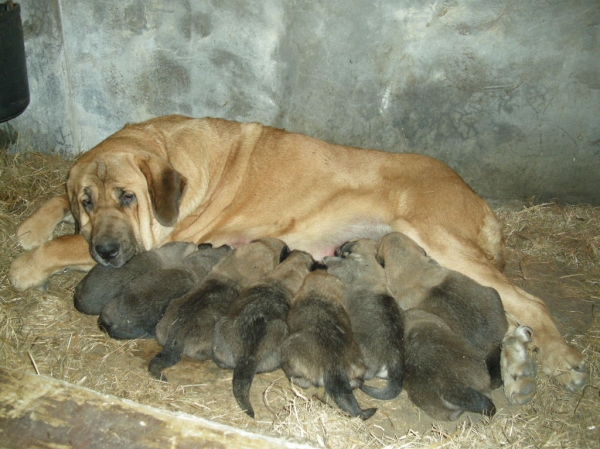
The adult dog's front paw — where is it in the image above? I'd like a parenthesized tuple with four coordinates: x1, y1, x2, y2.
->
(8, 250, 53, 291)
(16, 195, 72, 250)
(16, 218, 54, 250)
(540, 342, 588, 393)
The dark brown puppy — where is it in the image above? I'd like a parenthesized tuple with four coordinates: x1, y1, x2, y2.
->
(149, 238, 289, 381)
(325, 238, 405, 401)
(378, 232, 510, 420)
(281, 269, 377, 420)
(98, 243, 232, 340)
(212, 250, 316, 418)
(402, 309, 496, 421)
(74, 241, 199, 315)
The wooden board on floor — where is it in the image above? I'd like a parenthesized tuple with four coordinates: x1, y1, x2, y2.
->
(0, 366, 314, 449)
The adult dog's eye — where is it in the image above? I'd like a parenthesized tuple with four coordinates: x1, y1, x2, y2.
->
(121, 192, 136, 206)
(82, 197, 93, 211)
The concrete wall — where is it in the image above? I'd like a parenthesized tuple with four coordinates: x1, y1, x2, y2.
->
(7, 0, 600, 204)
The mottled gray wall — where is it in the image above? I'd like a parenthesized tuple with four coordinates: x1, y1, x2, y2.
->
(8, 0, 600, 204)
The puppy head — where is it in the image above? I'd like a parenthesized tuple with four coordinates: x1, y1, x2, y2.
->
(183, 243, 233, 280)
(376, 232, 431, 273)
(212, 238, 289, 285)
(98, 268, 195, 340)
(294, 269, 346, 306)
(263, 250, 316, 293)
(154, 241, 199, 264)
(334, 238, 378, 258)
(326, 238, 385, 287)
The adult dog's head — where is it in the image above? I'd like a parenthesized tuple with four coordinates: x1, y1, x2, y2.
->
(66, 135, 187, 267)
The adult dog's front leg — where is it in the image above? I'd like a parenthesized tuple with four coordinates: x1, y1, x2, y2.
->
(17, 194, 74, 250)
(509, 285, 588, 392)
(421, 239, 588, 394)
(9, 234, 95, 290)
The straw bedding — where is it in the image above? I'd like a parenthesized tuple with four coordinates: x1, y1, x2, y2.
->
(1, 149, 598, 448)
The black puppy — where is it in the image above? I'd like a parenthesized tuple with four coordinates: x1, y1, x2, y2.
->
(325, 238, 404, 401)
(98, 243, 232, 339)
(149, 238, 289, 381)
(212, 250, 316, 418)
(281, 269, 377, 420)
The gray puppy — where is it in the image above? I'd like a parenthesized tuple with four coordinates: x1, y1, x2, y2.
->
(378, 232, 508, 420)
(74, 241, 200, 315)
(281, 269, 377, 420)
(149, 238, 289, 381)
(212, 250, 316, 418)
(325, 238, 405, 401)
(98, 243, 232, 340)
(402, 308, 496, 421)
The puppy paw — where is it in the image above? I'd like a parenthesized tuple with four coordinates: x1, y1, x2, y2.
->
(8, 250, 53, 291)
(501, 326, 537, 405)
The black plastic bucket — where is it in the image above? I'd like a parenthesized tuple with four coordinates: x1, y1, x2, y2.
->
(0, 1, 29, 123)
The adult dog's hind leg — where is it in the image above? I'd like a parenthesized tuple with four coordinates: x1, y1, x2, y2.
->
(9, 234, 95, 290)
(17, 194, 74, 250)
(501, 324, 537, 404)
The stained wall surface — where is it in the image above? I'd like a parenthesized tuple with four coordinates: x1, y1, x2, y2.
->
(7, 0, 600, 204)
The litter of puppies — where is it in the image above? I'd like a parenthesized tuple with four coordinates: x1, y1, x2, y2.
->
(75, 232, 538, 421)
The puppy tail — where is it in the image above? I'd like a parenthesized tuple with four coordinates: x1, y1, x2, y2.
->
(360, 360, 404, 400)
(148, 337, 183, 381)
(232, 356, 258, 418)
(231, 315, 269, 418)
(444, 387, 496, 418)
(324, 368, 377, 420)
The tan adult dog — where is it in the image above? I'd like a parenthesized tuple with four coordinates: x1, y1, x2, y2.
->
(8, 114, 587, 393)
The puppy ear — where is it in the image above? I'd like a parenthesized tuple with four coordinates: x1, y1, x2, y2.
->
(311, 261, 328, 271)
(279, 245, 291, 262)
(137, 157, 187, 227)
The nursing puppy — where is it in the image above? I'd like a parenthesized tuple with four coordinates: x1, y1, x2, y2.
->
(98, 243, 232, 340)
(212, 250, 316, 418)
(149, 238, 288, 381)
(281, 269, 377, 420)
(74, 241, 199, 315)
(324, 238, 405, 401)
(403, 308, 496, 421)
(378, 232, 510, 385)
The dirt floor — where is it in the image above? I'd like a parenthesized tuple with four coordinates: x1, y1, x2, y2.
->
(0, 151, 599, 448)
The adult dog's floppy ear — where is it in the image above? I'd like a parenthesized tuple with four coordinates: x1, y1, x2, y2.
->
(137, 156, 187, 226)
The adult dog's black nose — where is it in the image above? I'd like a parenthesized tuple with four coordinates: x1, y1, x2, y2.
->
(95, 242, 120, 261)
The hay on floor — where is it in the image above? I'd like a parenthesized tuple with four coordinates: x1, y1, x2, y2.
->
(1, 150, 598, 448)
